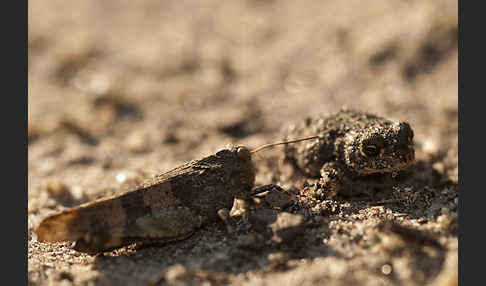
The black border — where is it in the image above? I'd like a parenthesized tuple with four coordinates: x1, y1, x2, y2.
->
(458, 0, 477, 285)
(20, 0, 28, 284)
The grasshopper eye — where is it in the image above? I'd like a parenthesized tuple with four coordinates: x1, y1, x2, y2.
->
(236, 146, 251, 161)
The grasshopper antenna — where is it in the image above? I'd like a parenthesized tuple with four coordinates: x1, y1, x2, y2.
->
(250, 135, 322, 154)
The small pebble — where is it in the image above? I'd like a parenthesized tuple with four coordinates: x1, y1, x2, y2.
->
(381, 264, 393, 275)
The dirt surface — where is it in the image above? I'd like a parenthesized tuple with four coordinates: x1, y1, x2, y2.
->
(28, 1, 458, 285)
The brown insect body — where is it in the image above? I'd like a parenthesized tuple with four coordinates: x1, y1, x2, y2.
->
(36, 145, 255, 253)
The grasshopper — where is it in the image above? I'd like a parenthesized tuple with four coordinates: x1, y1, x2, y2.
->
(36, 136, 320, 254)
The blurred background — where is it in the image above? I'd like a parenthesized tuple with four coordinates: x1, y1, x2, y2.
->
(28, 0, 458, 181)
(28, 0, 458, 285)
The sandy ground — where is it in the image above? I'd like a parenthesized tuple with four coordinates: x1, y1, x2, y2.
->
(28, 1, 458, 285)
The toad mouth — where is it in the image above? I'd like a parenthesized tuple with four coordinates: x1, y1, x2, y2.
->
(361, 159, 414, 175)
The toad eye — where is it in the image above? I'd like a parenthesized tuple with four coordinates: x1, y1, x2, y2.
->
(361, 144, 380, 157)
(360, 135, 385, 158)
